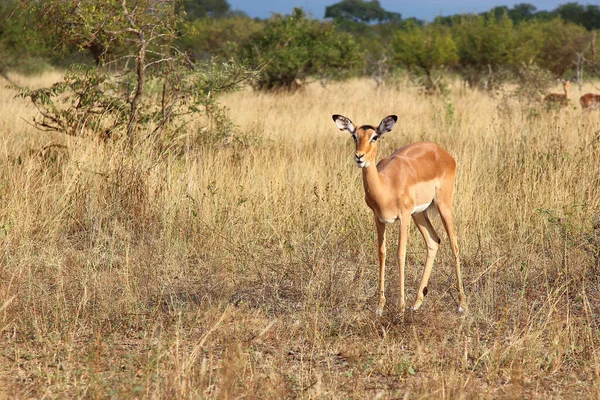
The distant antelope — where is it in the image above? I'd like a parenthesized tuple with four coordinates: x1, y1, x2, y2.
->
(544, 79, 571, 107)
(332, 115, 466, 316)
(580, 93, 600, 110)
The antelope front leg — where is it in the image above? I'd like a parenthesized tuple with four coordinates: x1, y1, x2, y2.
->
(375, 218, 386, 315)
(397, 215, 410, 315)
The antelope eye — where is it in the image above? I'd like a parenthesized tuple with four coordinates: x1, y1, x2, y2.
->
(371, 135, 379, 142)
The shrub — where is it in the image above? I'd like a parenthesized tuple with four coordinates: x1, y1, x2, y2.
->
(240, 8, 364, 92)
(393, 21, 458, 93)
(14, 0, 257, 148)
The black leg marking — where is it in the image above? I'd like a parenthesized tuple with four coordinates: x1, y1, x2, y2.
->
(423, 286, 428, 296)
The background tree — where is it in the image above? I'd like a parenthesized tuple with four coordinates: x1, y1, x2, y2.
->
(240, 8, 364, 92)
(510, 19, 545, 67)
(535, 18, 588, 78)
(2, 0, 600, 103)
(325, 0, 401, 24)
(555, 2, 600, 30)
(180, 16, 263, 61)
(182, 0, 231, 20)
(325, 0, 403, 87)
(508, 3, 538, 23)
(393, 21, 458, 92)
(488, 3, 538, 24)
(0, 1, 54, 74)
(452, 13, 516, 88)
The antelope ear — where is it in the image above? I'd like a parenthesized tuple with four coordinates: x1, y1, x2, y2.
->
(377, 115, 398, 135)
(332, 114, 356, 135)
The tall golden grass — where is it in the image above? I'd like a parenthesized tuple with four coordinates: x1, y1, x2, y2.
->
(1, 72, 599, 398)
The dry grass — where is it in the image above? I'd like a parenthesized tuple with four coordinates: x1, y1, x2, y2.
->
(1, 72, 599, 399)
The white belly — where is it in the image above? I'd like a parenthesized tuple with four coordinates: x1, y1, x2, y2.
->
(412, 201, 432, 214)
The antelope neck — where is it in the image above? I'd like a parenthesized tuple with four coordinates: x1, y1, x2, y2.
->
(361, 161, 387, 203)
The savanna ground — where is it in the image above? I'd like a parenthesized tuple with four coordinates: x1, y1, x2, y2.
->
(0, 72, 599, 399)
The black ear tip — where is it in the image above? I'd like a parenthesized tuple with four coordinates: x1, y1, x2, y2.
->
(391, 115, 398, 122)
(332, 114, 340, 121)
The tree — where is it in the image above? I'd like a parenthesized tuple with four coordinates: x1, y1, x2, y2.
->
(180, 16, 263, 61)
(488, 6, 510, 20)
(508, 3, 538, 23)
(17, 0, 256, 147)
(325, 0, 401, 24)
(452, 13, 516, 87)
(394, 22, 458, 92)
(510, 19, 545, 67)
(556, 2, 586, 27)
(0, 1, 54, 74)
(582, 5, 600, 30)
(556, 3, 600, 30)
(240, 8, 364, 92)
(535, 18, 589, 78)
(182, 0, 230, 20)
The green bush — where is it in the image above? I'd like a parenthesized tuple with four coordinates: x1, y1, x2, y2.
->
(393, 21, 458, 92)
(534, 18, 589, 78)
(0, 1, 55, 74)
(14, 0, 257, 148)
(451, 13, 516, 87)
(180, 16, 263, 61)
(240, 8, 364, 92)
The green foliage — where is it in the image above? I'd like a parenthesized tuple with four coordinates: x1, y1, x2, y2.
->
(180, 16, 263, 61)
(325, 0, 401, 23)
(394, 22, 457, 92)
(182, 0, 230, 20)
(325, 0, 403, 81)
(13, 66, 128, 137)
(24, 0, 181, 66)
(556, 3, 600, 30)
(395, 22, 458, 71)
(2, 0, 599, 100)
(452, 13, 516, 87)
(488, 3, 538, 23)
(14, 59, 255, 143)
(240, 8, 364, 92)
(0, 1, 54, 73)
(15, 1, 257, 147)
(510, 19, 545, 67)
(535, 18, 589, 78)
(508, 3, 539, 23)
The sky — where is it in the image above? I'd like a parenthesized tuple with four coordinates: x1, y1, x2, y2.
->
(227, 1, 580, 21)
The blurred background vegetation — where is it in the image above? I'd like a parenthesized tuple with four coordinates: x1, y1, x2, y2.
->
(2, 0, 599, 85)
(1, 0, 600, 145)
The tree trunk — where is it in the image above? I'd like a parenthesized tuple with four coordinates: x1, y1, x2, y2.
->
(127, 32, 146, 148)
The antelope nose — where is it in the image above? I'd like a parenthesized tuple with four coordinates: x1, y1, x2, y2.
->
(355, 153, 365, 161)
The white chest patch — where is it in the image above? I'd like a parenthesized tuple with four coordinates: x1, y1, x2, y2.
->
(378, 215, 398, 224)
(412, 201, 432, 214)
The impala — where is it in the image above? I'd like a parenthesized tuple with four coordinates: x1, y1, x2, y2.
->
(544, 79, 570, 106)
(580, 93, 600, 110)
(332, 114, 466, 315)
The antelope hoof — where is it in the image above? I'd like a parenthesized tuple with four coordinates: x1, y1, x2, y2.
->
(375, 297, 386, 315)
(410, 300, 422, 312)
(458, 305, 465, 313)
